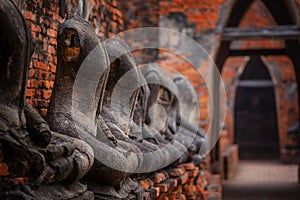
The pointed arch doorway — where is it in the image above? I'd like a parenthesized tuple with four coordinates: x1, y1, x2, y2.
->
(234, 56, 280, 159)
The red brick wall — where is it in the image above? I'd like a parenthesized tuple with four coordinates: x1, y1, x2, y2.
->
(231, 0, 284, 50)
(22, 0, 123, 116)
(159, 0, 225, 33)
(221, 0, 299, 161)
(119, 0, 159, 30)
(118, 0, 160, 63)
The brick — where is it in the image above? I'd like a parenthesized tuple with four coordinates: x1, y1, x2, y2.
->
(49, 63, 56, 73)
(139, 178, 153, 190)
(29, 98, 38, 107)
(27, 80, 31, 88)
(29, 79, 38, 88)
(188, 167, 199, 178)
(43, 43, 48, 51)
(155, 183, 169, 193)
(166, 178, 178, 188)
(157, 193, 169, 200)
(32, 32, 38, 40)
(49, 73, 56, 81)
(34, 61, 47, 70)
(152, 172, 168, 184)
(35, 90, 41, 99)
(167, 192, 178, 200)
(47, 29, 57, 38)
(0, 162, 9, 176)
(169, 167, 186, 177)
(40, 108, 47, 117)
(38, 33, 43, 40)
(28, 69, 35, 78)
(42, 80, 54, 89)
(183, 184, 196, 196)
(152, 186, 160, 197)
(24, 11, 31, 20)
(44, 18, 50, 27)
(31, 24, 41, 32)
(30, 13, 37, 21)
(38, 99, 49, 108)
(39, 16, 44, 24)
(50, 21, 59, 31)
(26, 89, 35, 97)
(179, 163, 195, 171)
(13, 177, 28, 185)
(178, 172, 189, 185)
(48, 45, 56, 55)
(49, 81, 55, 88)
(49, 38, 57, 46)
(39, 70, 49, 80)
(42, 90, 52, 100)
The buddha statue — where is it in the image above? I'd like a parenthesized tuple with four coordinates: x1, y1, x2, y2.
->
(141, 64, 188, 164)
(99, 38, 182, 173)
(172, 74, 207, 164)
(0, 1, 94, 199)
(142, 64, 206, 165)
(44, 14, 151, 198)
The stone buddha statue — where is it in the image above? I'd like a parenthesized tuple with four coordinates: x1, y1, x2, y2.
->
(141, 64, 188, 164)
(44, 15, 144, 199)
(99, 38, 183, 174)
(172, 74, 206, 137)
(172, 74, 207, 164)
(141, 64, 206, 165)
(45, 12, 205, 199)
(0, 1, 94, 199)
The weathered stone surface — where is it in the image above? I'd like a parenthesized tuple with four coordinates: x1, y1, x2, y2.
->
(141, 64, 206, 165)
(45, 15, 144, 199)
(45, 15, 132, 188)
(0, 2, 209, 199)
(0, 1, 93, 199)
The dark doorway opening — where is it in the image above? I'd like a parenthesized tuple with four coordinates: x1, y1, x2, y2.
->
(234, 57, 280, 159)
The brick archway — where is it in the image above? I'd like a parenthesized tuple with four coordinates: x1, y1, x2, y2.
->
(233, 56, 280, 159)
(215, 0, 300, 164)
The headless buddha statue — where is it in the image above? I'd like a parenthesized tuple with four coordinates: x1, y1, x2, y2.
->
(0, 1, 94, 199)
(172, 74, 207, 164)
(142, 64, 206, 165)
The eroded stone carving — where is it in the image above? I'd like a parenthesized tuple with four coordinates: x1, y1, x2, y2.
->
(0, 1, 93, 199)
(45, 16, 145, 199)
(141, 64, 190, 166)
(172, 74, 207, 164)
(141, 65, 206, 165)
(0, 3, 207, 198)
(102, 40, 190, 173)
